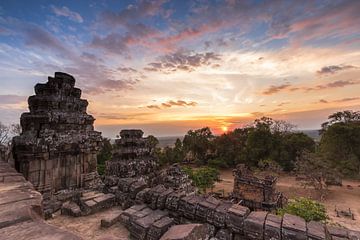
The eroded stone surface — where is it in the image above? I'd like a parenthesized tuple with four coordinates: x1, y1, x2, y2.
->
(159, 224, 208, 240)
(12, 72, 102, 195)
(0, 161, 81, 239)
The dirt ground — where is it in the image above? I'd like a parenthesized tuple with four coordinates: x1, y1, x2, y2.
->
(47, 206, 129, 240)
(213, 170, 360, 231)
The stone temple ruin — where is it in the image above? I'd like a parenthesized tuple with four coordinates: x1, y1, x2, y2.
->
(3, 72, 360, 240)
(105, 129, 158, 178)
(232, 164, 285, 211)
(12, 72, 102, 194)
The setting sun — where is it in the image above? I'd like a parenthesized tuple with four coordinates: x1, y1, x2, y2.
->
(221, 126, 228, 132)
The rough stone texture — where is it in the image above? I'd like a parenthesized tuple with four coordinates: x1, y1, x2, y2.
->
(282, 213, 307, 240)
(100, 208, 123, 228)
(0, 160, 81, 239)
(307, 221, 326, 240)
(264, 213, 282, 240)
(328, 225, 349, 239)
(178, 195, 205, 220)
(105, 129, 157, 178)
(226, 203, 250, 233)
(12, 72, 102, 195)
(159, 224, 208, 240)
(157, 164, 196, 194)
(243, 211, 268, 239)
(148, 216, 174, 240)
(196, 196, 220, 222)
(232, 164, 284, 211)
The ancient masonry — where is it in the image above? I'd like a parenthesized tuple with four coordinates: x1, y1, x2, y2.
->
(105, 129, 158, 178)
(232, 164, 284, 211)
(95, 179, 360, 240)
(12, 72, 102, 194)
(0, 161, 81, 239)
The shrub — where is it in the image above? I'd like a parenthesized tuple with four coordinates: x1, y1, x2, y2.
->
(277, 197, 327, 222)
(182, 166, 220, 193)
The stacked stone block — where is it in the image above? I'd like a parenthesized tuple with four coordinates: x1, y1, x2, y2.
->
(116, 181, 360, 240)
(12, 72, 102, 194)
(105, 129, 157, 178)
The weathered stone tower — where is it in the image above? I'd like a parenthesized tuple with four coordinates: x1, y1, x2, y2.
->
(105, 129, 157, 178)
(12, 72, 102, 194)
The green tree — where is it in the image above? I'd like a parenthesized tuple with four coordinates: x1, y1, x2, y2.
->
(147, 135, 159, 154)
(183, 127, 214, 165)
(319, 111, 360, 176)
(277, 197, 327, 222)
(97, 138, 113, 175)
(296, 151, 338, 200)
(182, 166, 220, 193)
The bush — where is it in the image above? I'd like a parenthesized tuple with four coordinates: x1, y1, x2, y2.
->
(277, 197, 327, 222)
(182, 166, 220, 193)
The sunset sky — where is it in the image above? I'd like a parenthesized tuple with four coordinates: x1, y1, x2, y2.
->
(0, 0, 359, 137)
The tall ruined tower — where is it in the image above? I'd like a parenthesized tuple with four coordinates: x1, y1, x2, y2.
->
(12, 72, 102, 193)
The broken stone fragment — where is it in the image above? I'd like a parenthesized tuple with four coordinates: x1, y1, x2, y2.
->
(160, 224, 208, 240)
(100, 209, 123, 228)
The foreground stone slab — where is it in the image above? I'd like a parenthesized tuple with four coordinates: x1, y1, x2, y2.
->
(282, 214, 307, 240)
(307, 221, 326, 240)
(264, 213, 282, 240)
(160, 224, 208, 240)
(0, 161, 81, 239)
(100, 209, 123, 228)
(243, 211, 268, 239)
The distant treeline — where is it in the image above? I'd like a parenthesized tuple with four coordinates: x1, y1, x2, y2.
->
(97, 110, 360, 177)
(155, 111, 360, 176)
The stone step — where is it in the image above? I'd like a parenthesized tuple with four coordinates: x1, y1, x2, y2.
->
(100, 209, 123, 228)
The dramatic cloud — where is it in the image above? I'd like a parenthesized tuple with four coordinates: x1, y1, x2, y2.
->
(144, 51, 221, 73)
(319, 97, 359, 104)
(99, 0, 167, 27)
(51, 6, 83, 23)
(262, 83, 292, 95)
(91, 23, 159, 55)
(317, 65, 356, 75)
(147, 100, 197, 109)
(306, 80, 360, 91)
(22, 24, 70, 55)
(118, 67, 137, 73)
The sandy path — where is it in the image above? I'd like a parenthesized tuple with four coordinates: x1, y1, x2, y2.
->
(47, 206, 129, 240)
(213, 170, 360, 231)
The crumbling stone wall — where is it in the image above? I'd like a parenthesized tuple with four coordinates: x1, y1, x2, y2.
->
(232, 164, 284, 211)
(117, 181, 360, 240)
(105, 129, 157, 178)
(12, 72, 102, 194)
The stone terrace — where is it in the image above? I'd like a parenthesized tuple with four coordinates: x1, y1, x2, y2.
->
(0, 161, 81, 240)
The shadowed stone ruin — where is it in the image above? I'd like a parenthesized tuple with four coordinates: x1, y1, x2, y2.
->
(232, 164, 285, 211)
(12, 72, 102, 194)
(105, 129, 158, 178)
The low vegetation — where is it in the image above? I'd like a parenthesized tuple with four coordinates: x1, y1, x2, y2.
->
(182, 166, 220, 193)
(277, 197, 328, 222)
